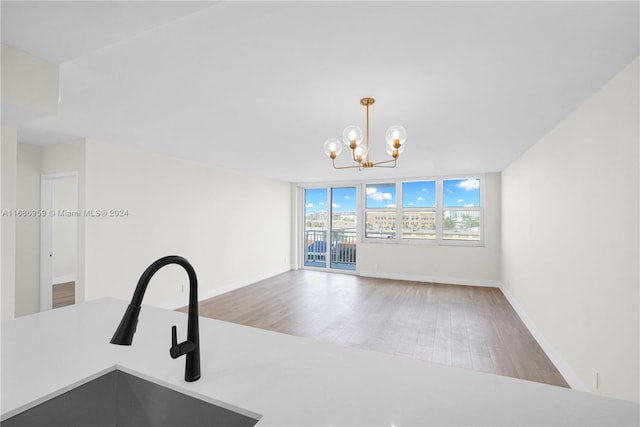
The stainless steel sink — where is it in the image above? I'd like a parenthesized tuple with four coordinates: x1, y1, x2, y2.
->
(3, 369, 261, 427)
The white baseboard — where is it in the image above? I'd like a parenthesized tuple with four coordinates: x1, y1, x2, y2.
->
(156, 265, 293, 310)
(53, 275, 76, 285)
(358, 270, 501, 288)
(499, 285, 587, 392)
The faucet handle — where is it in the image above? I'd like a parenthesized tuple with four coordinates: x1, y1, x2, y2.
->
(170, 325, 196, 359)
(171, 325, 178, 347)
(170, 325, 180, 358)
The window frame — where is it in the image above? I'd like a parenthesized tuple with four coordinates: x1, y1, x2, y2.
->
(362, 176, 484, 247)
(400, 180, 437, 242)
(301, 184, 361, 272)
(363, 182, 399, 241)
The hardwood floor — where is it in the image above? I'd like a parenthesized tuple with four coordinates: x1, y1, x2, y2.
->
(52, 282, 75, 309)
(180, 270, 569, 388)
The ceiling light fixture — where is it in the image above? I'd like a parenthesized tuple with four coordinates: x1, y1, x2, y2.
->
(324, 97, 406, 170)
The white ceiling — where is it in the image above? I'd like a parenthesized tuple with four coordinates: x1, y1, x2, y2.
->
(2, 1, 638, 183)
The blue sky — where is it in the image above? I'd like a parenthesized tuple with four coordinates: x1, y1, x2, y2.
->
(305, 187, 356, 213)
(305, 188, 327, 213)
(443, 178, 480, 207)
(402, 181, 436, 208)
(365, 183, 396, 208)
(331, 187, 356, 212)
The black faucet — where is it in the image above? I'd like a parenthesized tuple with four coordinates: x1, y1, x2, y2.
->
(110, 255, 201, 382)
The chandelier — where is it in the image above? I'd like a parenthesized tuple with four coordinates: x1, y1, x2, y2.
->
(323, 97, 407, 170)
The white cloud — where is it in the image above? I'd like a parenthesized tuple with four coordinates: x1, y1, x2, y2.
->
(457, 178, 480, 191)
(421, 188, 428, 192)
(386, 203, 396, 208)
(344, 195, 351, 200)
(457, 198, 464, 203)
(332, 203, 341, 208)
(319, 201, 325, 206)
(464, 203, 475, 207)
(417, 196, 424, 201)
(407, 202, 414, 206)
(366, 187, 377, 195)
(368, 191, 393, 202)
(306, 203, 314, 208)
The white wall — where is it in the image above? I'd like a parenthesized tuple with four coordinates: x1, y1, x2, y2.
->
(359, 172, 501, 286)
(0, 44, 58, 124)
(1, 45, 58, 318)
(15, 143, 42, 316)
(1, 126, 17, 320)
(501, 57, 639, 402)
(10, 137, 291, 312)
(83, 140, 292, 307)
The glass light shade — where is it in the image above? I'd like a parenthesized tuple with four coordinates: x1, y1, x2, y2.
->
(386, 141, 405, 157)
(323, 138, 343, 157)
(385, 125, 407, 147)
(353, 145, 367, 162)
(342, 126, 363, 147)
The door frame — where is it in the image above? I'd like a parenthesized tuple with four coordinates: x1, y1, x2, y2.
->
(301, 185, 359, 273)
(40, 172, 79, 311)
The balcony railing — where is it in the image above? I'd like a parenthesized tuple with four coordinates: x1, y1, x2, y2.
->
(304, 229, 356, 270)
(304, 230, 327, 265)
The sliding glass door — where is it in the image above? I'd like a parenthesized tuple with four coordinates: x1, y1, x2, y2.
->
(330, 187, 356, 270)
(303, 187, 357, 271)
(304, 188, 328, 268)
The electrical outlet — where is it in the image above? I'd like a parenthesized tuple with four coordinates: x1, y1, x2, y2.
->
(592, 368, 599, 390)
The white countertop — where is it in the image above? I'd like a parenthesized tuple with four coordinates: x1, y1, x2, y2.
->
(2, 298, 638, 426)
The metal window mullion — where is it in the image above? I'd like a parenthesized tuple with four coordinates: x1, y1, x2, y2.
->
(395, 182, 401, 240)
(436, 180, 443, 243)
(327, 187, 332, 266)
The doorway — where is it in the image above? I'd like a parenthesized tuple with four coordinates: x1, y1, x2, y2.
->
(303, 186, 357, 271)
(40, 173, 78, 311)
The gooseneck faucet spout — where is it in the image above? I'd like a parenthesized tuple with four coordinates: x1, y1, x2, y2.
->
(110, 255, 201, 382)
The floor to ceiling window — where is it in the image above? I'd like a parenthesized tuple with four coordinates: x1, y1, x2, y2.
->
(330, 187, 357, 270)
(304, 188, 328, 268)
(303, 187, 357, 271)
